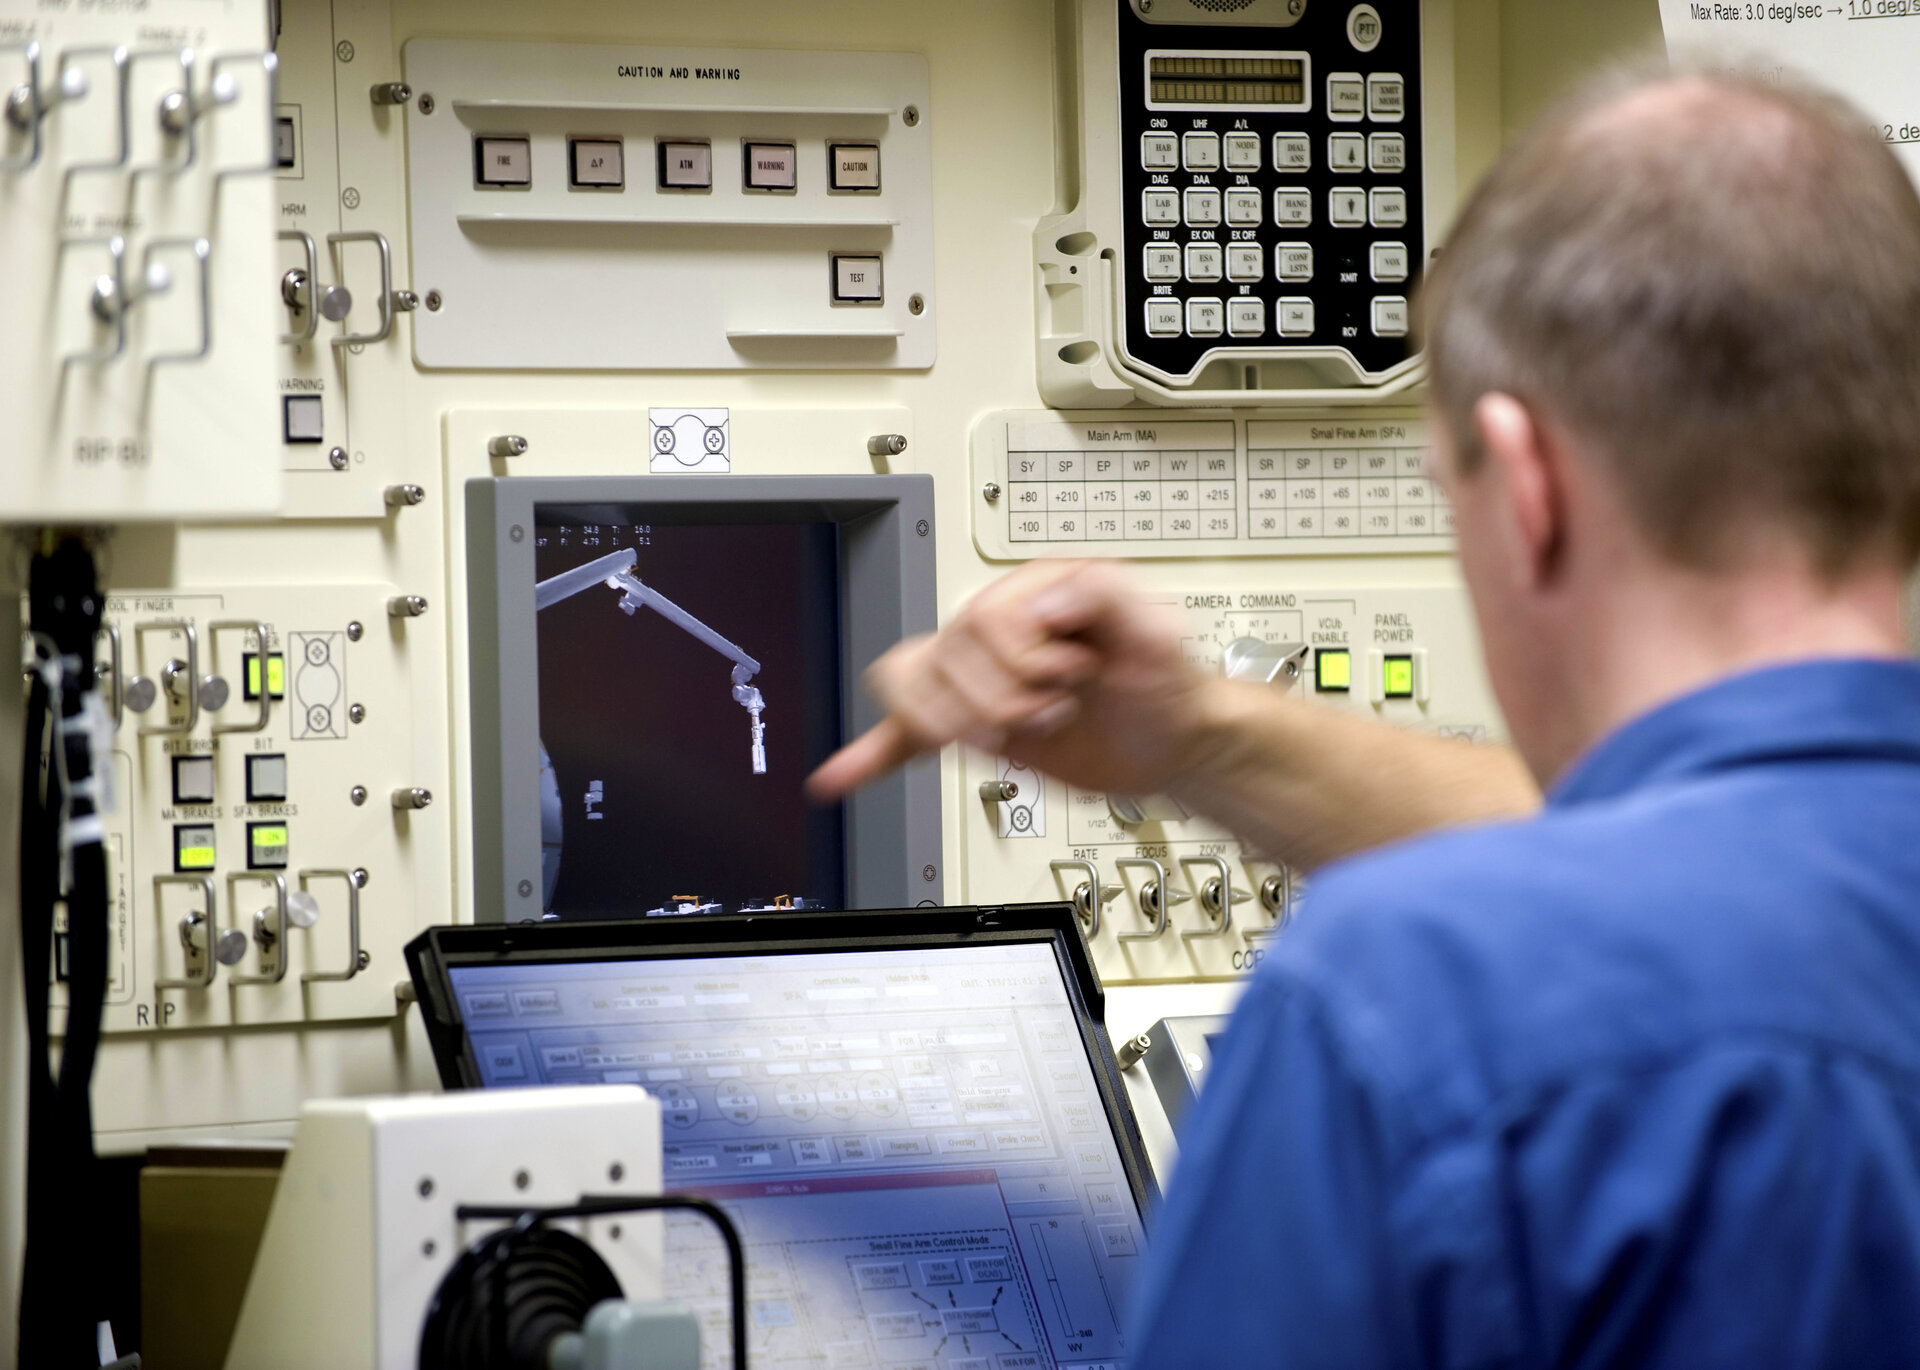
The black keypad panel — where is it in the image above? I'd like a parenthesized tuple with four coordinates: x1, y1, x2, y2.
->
(1117, 0, 1423, 382)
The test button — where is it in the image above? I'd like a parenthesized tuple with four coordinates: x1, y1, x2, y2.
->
(831, 253, 883, 303)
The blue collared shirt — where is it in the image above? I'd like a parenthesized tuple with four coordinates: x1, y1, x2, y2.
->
(1130, 660, 1920, 1369)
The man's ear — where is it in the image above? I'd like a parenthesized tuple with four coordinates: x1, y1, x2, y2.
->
(1472, 393, 1564, 589)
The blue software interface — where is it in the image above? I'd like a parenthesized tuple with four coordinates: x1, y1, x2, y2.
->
(451, 941, 1143, 1370)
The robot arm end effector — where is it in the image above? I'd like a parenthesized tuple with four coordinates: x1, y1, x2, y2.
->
(732, 666, 767, 776)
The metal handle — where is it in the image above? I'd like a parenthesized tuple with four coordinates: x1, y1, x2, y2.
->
(226, 872, 288, 985)
(209, 51, 279, 183)
(1051, 858, 1101, 940)
(52, 45, 132, 186)
(152, 875, 218, 990)
(277, 230, 319, 343)
(298, 867, 365, 982)
(1179, 854, 1234, 942)
(128, 47, 199, 177)
(207, 620, 271, 735)
(61, 234, 128, 369)
(143, 236, 213, 374)
(2, 41, 46, 170)
(135, 619, 198, 736)
(1115, 857, 1170, 943)
(97, 623, 124, 732)
(326, 231, 395, 346)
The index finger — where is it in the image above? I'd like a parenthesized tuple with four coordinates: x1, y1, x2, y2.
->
(805, 716, 923, 802)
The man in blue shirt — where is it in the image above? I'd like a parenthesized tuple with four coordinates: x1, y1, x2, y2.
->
(813, 69, 1920, 1366)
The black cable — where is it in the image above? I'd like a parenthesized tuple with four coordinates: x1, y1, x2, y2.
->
(17, 537, 108, 1369)
(451, 1195, 750, 1370)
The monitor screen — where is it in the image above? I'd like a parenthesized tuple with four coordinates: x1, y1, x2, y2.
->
(450, 939, 1146, 1368)
(532, 513, 846, 918)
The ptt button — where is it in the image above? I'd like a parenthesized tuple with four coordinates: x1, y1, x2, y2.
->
(1277, 297, 1315, 337)
(1145, 299, 1184, 337)
(1185, 297, 1225, 337)
(1140, 132, 1179, 169)
(1275, 243, 1313, 282)
(1227, 298, 1266, 338)
(1143, 245, 1182, 281)
(1348, 4, 1383, 51)
(1369, 74, 1406, 122)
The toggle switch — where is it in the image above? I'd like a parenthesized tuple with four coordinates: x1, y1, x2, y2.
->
(5, 61, 87, 133)
(281, 267, 353, 323)
(158, 68, 239, 138)
(92, 260, 171, 324)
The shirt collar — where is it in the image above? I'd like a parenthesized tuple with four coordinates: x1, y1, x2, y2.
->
(1548, 658, 1920, 807)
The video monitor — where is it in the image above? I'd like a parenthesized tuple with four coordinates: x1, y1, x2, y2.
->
(408, 904, 1156, 1370)
(466, 477, 941, 923)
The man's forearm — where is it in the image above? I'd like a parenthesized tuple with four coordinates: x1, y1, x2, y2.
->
(1165, 679, 1541, 872)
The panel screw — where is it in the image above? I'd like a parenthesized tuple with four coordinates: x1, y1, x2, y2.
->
(514, 1169, 530, 1191)
(982, 482, 1001, 503)
(341, 186, 360, 210)
(357, 949, 371, 970)
(328, 446, 349, 470)
(609, 1162, 625, 1183)
(347, 621, 363, 642)
(418, 1177, 434, 1198)
(352, 868, 369, 888)
(336, 40, 355, 62)
(518, 879, 534, 898)
(424, 290, 443, 311)
(1139, 0, 1152, 11)
(916, 519, 930, 537)
(1289, 0, 1303, 12)
(510, 525, 525, 543)
(350, 785, 368, 806)
(922, 864, 937, 883)
(418, 91, 435, 115)
(908, 294, 925, 316)
(349, 702, 366, 724)
(609, 1224, 623, 1241)
(422, 1240, 436, 1257)
(903, 105, 919, 127)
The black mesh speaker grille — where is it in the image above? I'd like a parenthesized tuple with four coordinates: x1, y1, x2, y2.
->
(418, 1226, 623, 1370)
(1186, 0, 1259, 10)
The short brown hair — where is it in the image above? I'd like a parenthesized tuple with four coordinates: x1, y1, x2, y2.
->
(1419, 68, 1920, 574)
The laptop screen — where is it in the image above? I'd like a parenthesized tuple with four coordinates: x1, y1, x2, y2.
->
(447, 937, 1146, 1369)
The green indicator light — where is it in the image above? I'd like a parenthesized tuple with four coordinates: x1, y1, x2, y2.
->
(252, 826, 289, 847)
(243, 654, 287, 702)
(248, 821, 290, 870)
(1315, 649, 1351, 693)
(1383, 655, 1415, 699)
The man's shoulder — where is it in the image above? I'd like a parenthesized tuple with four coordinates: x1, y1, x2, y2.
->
(1253, 790, 1920, 1148)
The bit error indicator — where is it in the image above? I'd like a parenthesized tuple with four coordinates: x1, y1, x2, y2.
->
(1147, 51, 1310, 110)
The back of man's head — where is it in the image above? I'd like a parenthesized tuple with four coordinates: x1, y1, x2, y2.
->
(1420, 68, 1920, 578)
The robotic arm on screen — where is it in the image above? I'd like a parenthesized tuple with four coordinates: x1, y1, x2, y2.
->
(536, 548, 768, 774)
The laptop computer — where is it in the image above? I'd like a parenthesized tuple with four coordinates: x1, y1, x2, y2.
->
(407, 904, 1155, 1370)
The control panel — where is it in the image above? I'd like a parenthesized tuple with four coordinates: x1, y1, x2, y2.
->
(961, 585, 1498, 984)
(49, 587, 448, 1049)
(400, 39, 934, 371)
(972, 407, 1450, 557)
(0, 0, 283, 519)
(1039, 0, 1452, 406)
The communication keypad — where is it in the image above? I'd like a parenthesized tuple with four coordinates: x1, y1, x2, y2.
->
(1119, 0, 1424, 380)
